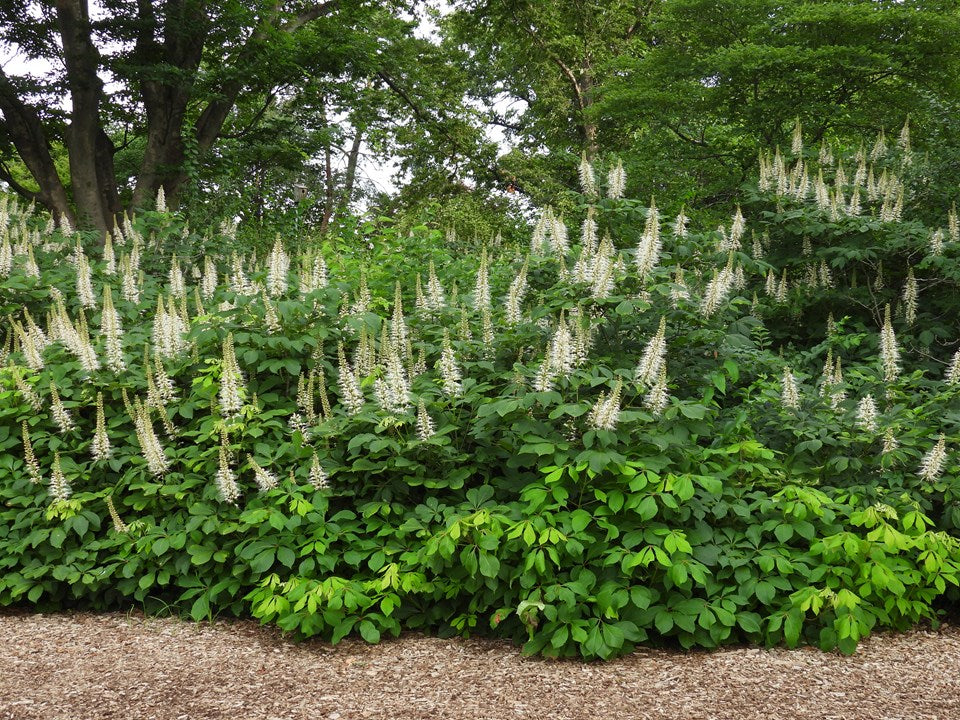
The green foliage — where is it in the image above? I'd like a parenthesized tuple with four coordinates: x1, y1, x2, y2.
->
(0, 129, 959, 661)
(597, 0, 960, 205)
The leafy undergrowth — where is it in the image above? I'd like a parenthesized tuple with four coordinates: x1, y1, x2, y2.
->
(1, 130, 959, 659)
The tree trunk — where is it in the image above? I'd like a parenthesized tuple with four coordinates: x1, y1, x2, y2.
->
(56, 0, 117, 234)
(341, 126, 364, 212)
(0, 72, 76, 226)
(1, 0, 340, 228)
(131, 0, 208, 210)
(320, 140, 335, 235)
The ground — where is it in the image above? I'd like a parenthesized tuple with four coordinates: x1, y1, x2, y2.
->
(0, 610, 958, 720)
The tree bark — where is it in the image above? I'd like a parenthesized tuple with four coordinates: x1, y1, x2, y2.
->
(56, 0, 117, 234)
(340, 126, 364, 212)
(131, 0, 209, 210)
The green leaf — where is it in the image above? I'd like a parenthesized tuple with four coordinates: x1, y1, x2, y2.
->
(694, 475, 722, 495)
(796, 439, 822, 454)
(774, 524, 794, 543)
(680, 404, 707, 419)
(49, 527, 66, 549)
(837, 635, 858, 655)
(190, 594, 211, 621)
(737, 613, 761, 633)
(189, 545, 214, 565)
(570, 509, 591, 532)
(67, 514, 89, 538)
(250, 548, 276, 574)
(710, 373, 726, 394)
(479, 553, 500, 578)
(276, 547, 296, 568)
(551, 625, 570, 648)
(635, 495, 657, 521)
(654, 610, 674, 634)
(359, 620, 381, 644)
(630, 586, 652, 610)
(601, 622, 625, 649)
(331, 618, 357, 644)
(784, 609, 804, 646)
(723, 359, 740, 383)
(755, 581, 775, 605)
(549, 403, 589, 419)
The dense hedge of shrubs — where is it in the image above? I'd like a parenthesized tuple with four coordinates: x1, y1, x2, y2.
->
(1, 131, 958, 658)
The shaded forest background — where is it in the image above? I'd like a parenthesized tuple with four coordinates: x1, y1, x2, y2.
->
(1, 0, 959, 243)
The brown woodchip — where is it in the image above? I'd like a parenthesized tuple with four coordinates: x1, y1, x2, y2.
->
(0, 610, 958, 720)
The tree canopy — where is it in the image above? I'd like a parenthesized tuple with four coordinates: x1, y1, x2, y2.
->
(1, 0, 960, 233)
(0, 0, 407, 231)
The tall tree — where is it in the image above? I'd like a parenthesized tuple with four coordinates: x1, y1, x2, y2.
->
(444, 0, 656, 203)
(0, 0, 379, 232)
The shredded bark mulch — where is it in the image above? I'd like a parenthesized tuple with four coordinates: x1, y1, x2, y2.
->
(0, 610, 958, 720)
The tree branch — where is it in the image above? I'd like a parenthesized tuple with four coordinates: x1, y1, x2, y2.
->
(0, 161, 40, 202)
(280, 0, 340, 33)
(217, 91, 277, 139)
(666, 122, 711, 148)
(193, 0, 340, 153)
(503, 1, 586, 112)
(376, 69, 523, 193)
(624, 0, 657, 39)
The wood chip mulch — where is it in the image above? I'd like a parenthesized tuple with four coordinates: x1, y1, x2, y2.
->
(0, 610, 958, 720)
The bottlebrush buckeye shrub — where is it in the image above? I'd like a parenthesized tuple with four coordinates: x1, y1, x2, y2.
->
(1, 125, 959, 658)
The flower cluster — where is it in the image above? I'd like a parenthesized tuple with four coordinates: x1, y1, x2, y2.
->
(437, 331, 463, 397)
(855, 395, 878, 433)
(309, 452, 330, 490)
(49, 380, 75, 434)
(635, 200, 661, 279)
(918, 435, 948, 482)
(578, 152, 597, 197)
(215, 434, 241, 503)
(21, 422, 42, 484)
(607, 159, 626, 200)
(879, 304, 900, 384)
(416, 398, 436, 440)
(49, 451, 71, 502)
(588, 378, 623, 431)
(780, 367, 801, 410)
(473, 248, 491, 311)
(134, 399, 169, 476)
(636, 317, 667, 389)
(337, 342, 365, 415)
(266, 237, 290, 297)
(91, 392, 111, 461)
(505, 259, 529, 325)
(247, 455, 279, 493)
(152, 295, 189, 360)
(218, 333, 246, 418)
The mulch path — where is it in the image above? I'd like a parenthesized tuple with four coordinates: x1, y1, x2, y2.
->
(0, 610, 958, 720)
